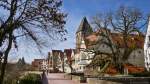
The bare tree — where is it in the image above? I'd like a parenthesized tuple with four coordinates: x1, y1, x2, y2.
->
(90, 6, 146, 75)
(110, 6, 146, 61)
(0, 0, 67, 83)
(89, 13, 119, 74)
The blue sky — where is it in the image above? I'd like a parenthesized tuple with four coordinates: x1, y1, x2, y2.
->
(5, 0, 150, 63)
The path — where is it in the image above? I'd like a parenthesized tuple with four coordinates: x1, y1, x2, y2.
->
(44, 73, 87, 84)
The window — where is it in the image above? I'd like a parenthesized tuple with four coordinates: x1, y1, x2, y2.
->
(149, 36, 150, 41)
(148, 44, 150, 47)
(133, 55, 136, 58)
(138, 51, 141, 54)
(102, 45, 105, 48)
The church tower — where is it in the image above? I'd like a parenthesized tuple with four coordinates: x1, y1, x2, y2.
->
(76, 17, 93, 52)
(144, 17, 150, 71)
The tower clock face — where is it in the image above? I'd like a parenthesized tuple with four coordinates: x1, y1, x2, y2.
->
(81, 40, 84, 44)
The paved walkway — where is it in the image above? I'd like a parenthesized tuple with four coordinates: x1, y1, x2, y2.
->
(43, 73, 86, 84)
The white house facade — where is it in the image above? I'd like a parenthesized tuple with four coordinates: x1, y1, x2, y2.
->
(144, 17, 150, 71)
(41, 60, 48, 71)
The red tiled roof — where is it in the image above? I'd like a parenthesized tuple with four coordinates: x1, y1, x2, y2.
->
(105, 64, 145, 75)
(64, 49, 72, 60)
(111, 33, 144, 48)
(85, 30, 144, 48)
(86, 34, 98, 42)
(64, 49, 74, 64)
(52, 50, 62, 57)
(106, 65, 118, 75)
(124, 64, 145, 73)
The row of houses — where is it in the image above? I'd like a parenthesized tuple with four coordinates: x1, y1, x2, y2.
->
(47, 49, 94, 73)
(32, 16, 150, 74)
(31, 49, 76, 73)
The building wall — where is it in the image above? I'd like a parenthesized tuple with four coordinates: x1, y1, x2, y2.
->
(64, 53, 71, 73)
(97, 43, 145, 67)
(95, 34, 145, 67)
(32, 59, 45, 71)
(97, 43, 113, 54)
(47, 52, 53, 70)
(128, 49, 145, 67)
(76, 32, 82, 50)
(74, 50, 94, 73)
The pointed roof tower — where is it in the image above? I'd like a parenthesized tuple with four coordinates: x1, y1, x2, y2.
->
(76, 17, 93, 35)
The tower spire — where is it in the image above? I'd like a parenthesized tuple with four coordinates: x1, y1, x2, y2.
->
(76, 17, 93, 35)
(76, 17, 93, 52)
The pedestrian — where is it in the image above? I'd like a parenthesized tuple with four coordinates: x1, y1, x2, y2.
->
(42, 71, 45, 79)
(47, 70, 48, 75)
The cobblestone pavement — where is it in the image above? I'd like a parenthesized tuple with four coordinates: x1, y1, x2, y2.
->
(46, 73, 87, 84)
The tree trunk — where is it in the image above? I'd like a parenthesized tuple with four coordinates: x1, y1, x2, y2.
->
(0, 32, 13, 84)
(62, 58, 64, 72)
(97, 61, 110, 76)
(69, 64, 73, 80)
(69, 64, 73, 73)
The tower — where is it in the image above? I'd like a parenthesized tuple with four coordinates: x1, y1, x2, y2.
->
(76, 17, 93, 52)
(144, 17, 150, 71)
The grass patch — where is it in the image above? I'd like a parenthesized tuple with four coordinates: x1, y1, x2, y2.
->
(130, 72, 150, 77)
(19, 73, 42, 84)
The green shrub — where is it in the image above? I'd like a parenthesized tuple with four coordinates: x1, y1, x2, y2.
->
(70, 72, 84, 76)
(19, 73, 42, 84)
(69, 73, 86, 83)
(80, 76, 87, 83)
(130, 72, 150, 77)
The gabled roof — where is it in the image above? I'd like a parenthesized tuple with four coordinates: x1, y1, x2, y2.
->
(124, 64, 145, 73)
(64, 49, 77, 64)
(64, 49, 72, 64)
(85, 29, 144, 49)
(52, 50, 62, 57)
(105, 64, 145, 75)
(111, 33, 144, 48)
(64, 49, 72, 58)
(76, 17, 93, 34)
